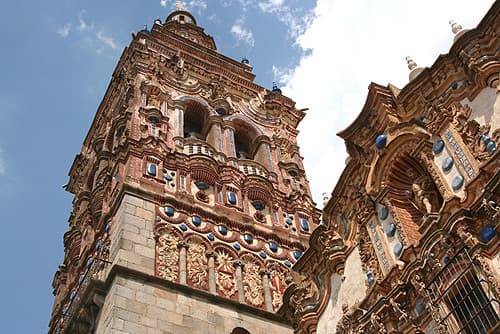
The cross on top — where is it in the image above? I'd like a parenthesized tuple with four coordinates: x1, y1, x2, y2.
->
(175, 1, 186, 10)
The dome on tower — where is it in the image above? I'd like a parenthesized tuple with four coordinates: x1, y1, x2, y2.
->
(166, 1, 197, 25)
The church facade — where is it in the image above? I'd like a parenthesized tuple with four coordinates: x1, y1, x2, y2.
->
(49, 2, 499, 334)
(280, 2, 499, 334)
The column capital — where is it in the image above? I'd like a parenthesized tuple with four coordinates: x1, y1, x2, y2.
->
(233, 260, 244, 269)
(177, 241, 189, 249)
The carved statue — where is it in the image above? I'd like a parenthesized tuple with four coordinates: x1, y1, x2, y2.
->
(389, 298, 409, 321)
(370, 312, 387, 334)
(457, 225, 479, 247)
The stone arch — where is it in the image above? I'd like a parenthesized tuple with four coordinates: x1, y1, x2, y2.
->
(231, 328, 251, 334)
(179, 97, 211, 140)
(368, 133, 443, 244)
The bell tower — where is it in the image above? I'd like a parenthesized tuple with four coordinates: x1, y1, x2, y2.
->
(49, 4, 319, 334)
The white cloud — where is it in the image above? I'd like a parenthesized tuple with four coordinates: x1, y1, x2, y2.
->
(57, 10, 121, 54)
(231, 21, 255, 47)
(160, 0, 168, 7)
(277, 0, 495, 205)
(258, 0, 285, 12)
(56, 23, 72, 38)
(96, 31, 119, 50)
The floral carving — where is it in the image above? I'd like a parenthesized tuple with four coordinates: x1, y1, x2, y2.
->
(187, 241, 208, 289)
(215, 249, 237, 298)
(157, 232, 180, 281)
(243, 259, 264, 307)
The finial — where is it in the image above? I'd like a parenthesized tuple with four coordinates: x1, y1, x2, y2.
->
(406, 56, 417, 71)
(175, 1, 187, 10)
(241, 57, 249, 65)
(449, 20, 463, 35)
(272, 82, 282, 94)
(154, 18, 162, 25)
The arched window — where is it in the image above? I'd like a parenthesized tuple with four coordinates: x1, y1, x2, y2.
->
(183, 100, 208, 139)
(231, 327, 251, 334)
(232, 119, 258, 159)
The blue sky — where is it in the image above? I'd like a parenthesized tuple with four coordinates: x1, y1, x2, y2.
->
(0, 0, 494, 332)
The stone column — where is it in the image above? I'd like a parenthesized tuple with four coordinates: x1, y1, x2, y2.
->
(234, 260, 245, 303)
(207, 251, 217, 294)
(173, 100, 185, 148)
(177, 242, 188, 285)
(261, 269, 273, 312)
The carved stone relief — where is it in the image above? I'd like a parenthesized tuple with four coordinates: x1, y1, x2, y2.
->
(156, 232, 180, 281)
(187, 241, 208, 289)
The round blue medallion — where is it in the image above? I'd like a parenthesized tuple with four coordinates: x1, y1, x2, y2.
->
(269, 242, 278, 252)
(259, 251, 267, 259)
(443, 256, 450, 265)
(244, 234, 253, 244)
(62, 306, 69, 316)
(233, 242, 241, 251)
(216, 108, 226, 116)
(227, 191, 237, 205)
(293, 250, 302, 260)
(179, 223, 188, 232)
(156, 215, 161, 222)
(442, 157, 454, 172)
(195, 181, 209, 190)
(300, 218, 310, 232)
(375, 134, 387, 149)
(481, 134, 490, 143)
(433, 140, 445, 154)
(70, 290, 76, 301)
(415, 298, 425, 314)
(284, 260, 292, 268)
(164, 206, 175, 217)
(105, 220, 112, 233)
(452, 175, 464, 191)
(486, 141, 497, 153)
(451, 81, 459, 90)
(78, 274, 85, 285)
(86, 257, 94, 269)
(95, 239, 103, 252)
(192, 216, 201, 226)
(366, 271, 375, 286)
(218, 225, 228, 235)
(288, 170, 298, 177)
(286, 218, 293, 225)
(393, 242, 403, 257)
(385, 223, 396, 237)
(147, 163, 157, 177)
(164, 174, 173, 181)
(379, 206, 389, 220)
(207, 233, 215, 241)
(417, 115, 425, 121)
(480, 225, 496, 243)
(252, 200, 265, 211)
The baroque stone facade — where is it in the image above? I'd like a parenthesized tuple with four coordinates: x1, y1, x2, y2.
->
(280, 3, 500, 334)
(49, 4, 318, 334)
(49, 2, 499, 334)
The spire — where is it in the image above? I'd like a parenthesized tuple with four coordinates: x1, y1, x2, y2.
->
(406, 56, 423, 82)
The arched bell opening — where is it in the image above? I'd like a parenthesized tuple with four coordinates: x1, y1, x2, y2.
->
(232, 119, 259, 159)
(183, 99, 209, 140)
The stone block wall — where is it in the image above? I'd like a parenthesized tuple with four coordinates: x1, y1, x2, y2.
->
(95, 193, 292, 334)
(95, 274, 292, 334)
